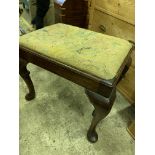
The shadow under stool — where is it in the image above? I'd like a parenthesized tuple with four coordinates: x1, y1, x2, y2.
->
(19, 23, 133, 143)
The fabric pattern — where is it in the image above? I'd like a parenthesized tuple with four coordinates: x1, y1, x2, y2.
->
(19, 23, 132, 80)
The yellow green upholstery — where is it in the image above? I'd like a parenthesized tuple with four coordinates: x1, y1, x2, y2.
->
(19, 23, 132, 80)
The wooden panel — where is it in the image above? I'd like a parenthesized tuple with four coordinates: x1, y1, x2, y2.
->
(90, 9, 135, 104)
(118, 0, 135, 23)
(88, 0, 95, 28)
(88, 0, 92, 7)
(95, 0, 119, 15)
(131, 49, 135, 68)
(127, 121, 135, 139)
(95, 0, 135, 24)
(117, 66, 135, 104)
(91, 9, 135, 41)
(54, 0, 88, 28)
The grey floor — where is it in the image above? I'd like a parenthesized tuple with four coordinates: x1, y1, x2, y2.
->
(19, 64, 135, 155)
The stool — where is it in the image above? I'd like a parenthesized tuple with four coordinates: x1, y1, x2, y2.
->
(19, 23, 133, 143)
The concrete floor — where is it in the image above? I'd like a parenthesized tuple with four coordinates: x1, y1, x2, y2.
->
(19, 64, 135, 155)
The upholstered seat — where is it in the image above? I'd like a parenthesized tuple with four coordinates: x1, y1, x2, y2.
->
(19, 23, 132, 80)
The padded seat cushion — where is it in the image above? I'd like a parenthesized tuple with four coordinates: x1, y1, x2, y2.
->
(19, 23, 132, 80)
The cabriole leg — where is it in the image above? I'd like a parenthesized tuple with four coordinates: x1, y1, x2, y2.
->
(85, 88, 116, 143)
(19, 59, 35, 101)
